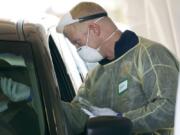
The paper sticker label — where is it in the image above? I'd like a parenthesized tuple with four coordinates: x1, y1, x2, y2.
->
(118, 80, 128, 94)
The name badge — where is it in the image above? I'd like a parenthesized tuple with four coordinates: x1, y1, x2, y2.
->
(118, 80, 128, 94)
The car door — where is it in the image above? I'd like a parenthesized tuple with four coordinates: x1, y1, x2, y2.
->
(0, 40, 50, 135)
(0, 19, 71, 135)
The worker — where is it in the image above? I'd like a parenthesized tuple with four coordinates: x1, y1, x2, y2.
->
(56, 2, 179, 135)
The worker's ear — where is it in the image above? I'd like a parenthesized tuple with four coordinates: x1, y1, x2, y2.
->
(89, 23, 101, 36)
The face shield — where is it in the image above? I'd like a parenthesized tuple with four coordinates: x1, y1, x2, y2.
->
(56, 12, 108, 33)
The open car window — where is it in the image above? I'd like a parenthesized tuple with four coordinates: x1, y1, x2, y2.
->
(0, 41, 45, 135)
(49, 30, 87, 92)
(49, 30, 98, 91)
(48, 35, 75, 102)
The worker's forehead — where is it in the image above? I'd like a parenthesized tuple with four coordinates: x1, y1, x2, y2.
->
(64, 21, 87, 35)
(64, 24, 83, 40)
(64, 24, 78, 36)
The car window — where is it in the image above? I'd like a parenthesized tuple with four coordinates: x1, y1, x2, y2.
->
(48, 35, 75, 102)
(49, 30, 86, 92)
(0, 41, 45, 135)
(51, 30, 98, 84)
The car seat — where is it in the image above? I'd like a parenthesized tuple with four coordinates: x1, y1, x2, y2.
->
(0, 118, 17, 135)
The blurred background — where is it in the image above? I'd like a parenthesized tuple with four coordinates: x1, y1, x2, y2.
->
(0, 0, 179, 60)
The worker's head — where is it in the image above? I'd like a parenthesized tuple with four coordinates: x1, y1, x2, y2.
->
(56, 2, 121, 62)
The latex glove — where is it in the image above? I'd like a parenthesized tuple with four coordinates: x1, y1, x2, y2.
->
(0, 77, 31, 102)
(90, 106, 118, 116)
(81, 107, 95, 118)
(81, 105, 120, 117)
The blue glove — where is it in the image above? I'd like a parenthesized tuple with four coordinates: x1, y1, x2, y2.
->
(0, 77, 31, 102)
(116, 112, 123, 118)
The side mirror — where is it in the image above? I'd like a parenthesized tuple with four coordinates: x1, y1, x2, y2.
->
(85, 116, 133, 135)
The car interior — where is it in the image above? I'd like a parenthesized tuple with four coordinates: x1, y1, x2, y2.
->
(0, 19, 75, 135)
(0, 41, 45, 135)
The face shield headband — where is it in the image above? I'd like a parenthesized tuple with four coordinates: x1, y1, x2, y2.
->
(56, 12, 107, 33)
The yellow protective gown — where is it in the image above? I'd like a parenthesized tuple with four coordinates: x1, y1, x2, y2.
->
(62, 37, 179, 135)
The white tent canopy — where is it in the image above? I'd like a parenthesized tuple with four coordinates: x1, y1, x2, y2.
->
(47, 0, 180, 60)
(123, 0, 180, 60)
(1, 0, 179, 59)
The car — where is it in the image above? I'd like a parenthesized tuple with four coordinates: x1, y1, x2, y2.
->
(0, 16, 133, 135)
(0, 16, 179, 135)
(0, 16, 85, 135)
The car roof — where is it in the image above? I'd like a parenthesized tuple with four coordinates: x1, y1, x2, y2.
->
(0, 15, 58, 48)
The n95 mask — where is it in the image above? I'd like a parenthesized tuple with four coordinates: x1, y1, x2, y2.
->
(77, 46, 103, 63)
(77, 27, 104, 63)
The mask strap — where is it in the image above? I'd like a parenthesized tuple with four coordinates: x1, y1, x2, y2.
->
(79, 12, 107, 22)
(104, 29, 118, 42)
(86, 28, 90, 46)
(97, 29, 119, 51)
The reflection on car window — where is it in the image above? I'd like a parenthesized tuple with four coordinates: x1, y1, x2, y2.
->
(0, 41, 44, 135)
